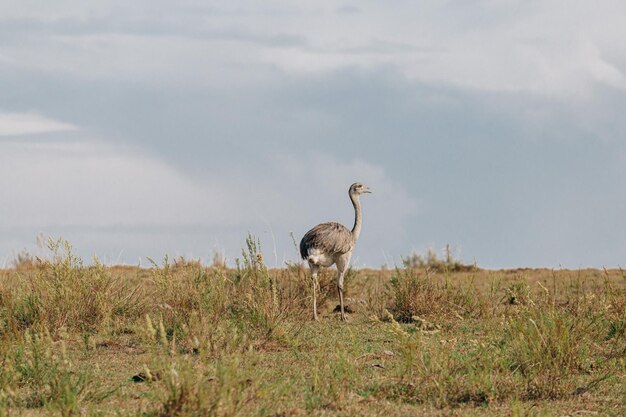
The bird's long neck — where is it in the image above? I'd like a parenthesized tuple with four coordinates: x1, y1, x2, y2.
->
(350, 193, 362, 240)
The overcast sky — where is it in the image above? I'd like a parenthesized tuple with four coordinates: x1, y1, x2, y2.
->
(1, 1, 625, 268)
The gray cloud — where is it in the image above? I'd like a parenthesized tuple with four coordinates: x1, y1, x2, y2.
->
(2, 1, 626, 268)
(336, 5, 360, 15)
(0, 112, 78, 136)
(0, 16, 309, 48)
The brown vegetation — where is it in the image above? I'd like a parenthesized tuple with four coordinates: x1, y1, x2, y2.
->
(0, 238, 624, 416)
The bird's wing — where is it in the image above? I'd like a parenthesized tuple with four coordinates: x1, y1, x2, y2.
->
(300, 222, 354, 259)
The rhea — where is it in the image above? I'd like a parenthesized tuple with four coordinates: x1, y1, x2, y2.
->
(299, 182, 371, 321)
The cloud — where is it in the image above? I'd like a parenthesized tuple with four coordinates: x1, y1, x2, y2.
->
(0, 137, 252, 265)
(0, 140, 239, 228)
(336, 5, 359, 15)
(0, 112, 78, 136)
(1, 2, 626, 269)
(0, 138, 414, 267)
(2, 2, 626, 97)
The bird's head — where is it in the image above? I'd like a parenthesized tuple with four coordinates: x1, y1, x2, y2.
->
(349, 182, 372, 196)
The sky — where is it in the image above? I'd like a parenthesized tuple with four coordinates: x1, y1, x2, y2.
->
(1, 1, 625, 269)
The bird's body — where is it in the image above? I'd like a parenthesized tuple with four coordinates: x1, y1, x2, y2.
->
(300, 182, 371, 321)
(300, 222, 354, 266)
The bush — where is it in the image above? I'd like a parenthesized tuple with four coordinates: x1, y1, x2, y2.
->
(403, 245, 476, 272)
(388, 267, 486, 322)
(2, 239, 143, 334)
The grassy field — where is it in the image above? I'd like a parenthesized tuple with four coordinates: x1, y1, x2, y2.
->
(0, 238, 624, 416)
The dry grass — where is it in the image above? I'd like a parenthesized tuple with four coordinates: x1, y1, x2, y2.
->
(0, 238, 624, 416)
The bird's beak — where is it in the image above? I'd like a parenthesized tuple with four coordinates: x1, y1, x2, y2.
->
(363, 186, 372, 194)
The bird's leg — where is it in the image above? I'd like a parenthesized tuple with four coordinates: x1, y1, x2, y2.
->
(312, 271, 319, 321)
(338, 271, 347, 321)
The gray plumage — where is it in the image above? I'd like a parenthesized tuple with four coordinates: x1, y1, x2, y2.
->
(299, 222, 354, 260)
(300, 182, 371, 321)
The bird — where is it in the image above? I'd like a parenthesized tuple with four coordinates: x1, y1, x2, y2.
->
(299, 182, 371, 321)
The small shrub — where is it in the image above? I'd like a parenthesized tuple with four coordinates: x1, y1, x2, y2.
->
(211, 249, 227, 269)
(0, 239, 144, 335)
(388, 267, 486, 322)
(148, 255, 215, 341)
(403, 245, 476, 273)
(25, 239, 143, 333)
(227, 235, 307, 346)
(147, 235, 303, 352)
(11, 249, 37, 271)
(231, 236, 281, 334)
